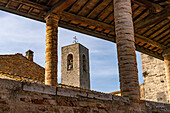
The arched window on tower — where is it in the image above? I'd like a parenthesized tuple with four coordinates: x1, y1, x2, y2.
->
(83, 54, 86, 72)
(67, 54, 73, 71)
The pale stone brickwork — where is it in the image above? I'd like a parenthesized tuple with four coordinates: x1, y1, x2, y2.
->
(61, 43, 90, 89)
(140, 84, 145, 100)
(163, 48, 170, 102)
(141, 53, 169, 103)
(0, 78, 169, 113)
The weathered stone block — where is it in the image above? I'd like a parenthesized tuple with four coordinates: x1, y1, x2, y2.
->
(23, 82, 56, 95)
(57, 87, 87, 98)
(87, 91, 112, 101)
(0, 78, 22, 90)
(112, 95, 129, 103)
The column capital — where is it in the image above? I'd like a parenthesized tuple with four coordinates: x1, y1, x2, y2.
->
(163, 48, 170, 60)
(163, 48, 170, 55)
(45, 13, 60, 26)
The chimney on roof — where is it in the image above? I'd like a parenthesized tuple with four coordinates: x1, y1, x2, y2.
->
(25, 50, 34, 61)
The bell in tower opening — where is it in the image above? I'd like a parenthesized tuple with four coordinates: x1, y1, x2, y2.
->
(67, 54, 73, 70)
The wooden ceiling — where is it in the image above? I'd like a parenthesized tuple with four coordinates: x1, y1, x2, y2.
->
(0, 0, 169, 60)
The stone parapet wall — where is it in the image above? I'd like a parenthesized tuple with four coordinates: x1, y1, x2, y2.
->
(0, 78, 169, 113)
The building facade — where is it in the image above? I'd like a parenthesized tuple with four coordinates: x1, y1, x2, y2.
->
(61, 43, 90, 89)
(141, 53, 169, 103)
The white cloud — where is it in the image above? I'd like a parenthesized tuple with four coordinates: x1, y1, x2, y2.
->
(91, 67, 118, 77)
(0, 11, 45, 44)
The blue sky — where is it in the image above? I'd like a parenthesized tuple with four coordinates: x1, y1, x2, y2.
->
(0, 10, 143, 93)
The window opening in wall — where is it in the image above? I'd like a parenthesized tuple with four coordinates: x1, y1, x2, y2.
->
(83, 54, 86, 72)
(161, 80, 164, 83)
(67, 54, 73, 71)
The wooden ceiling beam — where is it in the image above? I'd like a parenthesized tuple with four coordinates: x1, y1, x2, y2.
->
(11, 0, 49, 10)
(60, 20, 163, 60)
(0, 5, 45, 22)
(59, 20, 164, 60)
(17, 4, 23, 11)
(159, 1, 170, 6)
(136, 45, 163, 60)
(59, 21, 116, 43)
(135, 5, 170, 30)
(47, 0, 53, 6)
(58, 11, 166, 50)
(45, 0, 76, 17)
(59, 11, 114, 31)
(5, 0, 12, 7)
(135, 34, 166, 49)
(133, 0, 163, 12)
(87, 0, 112, 18)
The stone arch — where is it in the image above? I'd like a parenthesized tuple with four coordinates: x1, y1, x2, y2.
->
(83, 54, 86, 72)
(67, 54, 73, 71)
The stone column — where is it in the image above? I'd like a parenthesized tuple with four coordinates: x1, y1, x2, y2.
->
(45, 14, 59, 86)
(163, 48, 170, 103)
(114, 0, 140, 102)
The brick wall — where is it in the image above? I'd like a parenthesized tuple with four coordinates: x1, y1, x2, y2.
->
(0, 78, 169, 113)
(141, 53, 168, 103)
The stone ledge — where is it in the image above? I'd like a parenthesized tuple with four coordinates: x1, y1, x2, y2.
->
(87, 91, 112, 101)
(23, 82, 56, 95)
(0, 78, 122, 102)
(57, 87, 114, 101)
(145, 101, 170, 112)
(112, 95, 130, 103)
(0, 78, 22, 90)
(57, 87, 87, 98)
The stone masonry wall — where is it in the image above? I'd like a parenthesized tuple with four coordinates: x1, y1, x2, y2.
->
(141, 53, 168, 103)
(61, 44, 80, 87)
(0, 78, 169, 113)
(79, 44, 90, 89)
(61, 43, 90, 89)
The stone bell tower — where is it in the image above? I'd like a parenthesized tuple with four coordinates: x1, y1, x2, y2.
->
(61, 43, 90, 89)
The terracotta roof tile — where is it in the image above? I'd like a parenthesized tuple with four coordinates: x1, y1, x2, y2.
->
(0, 53, 45, 81)
(0, 71, 43, 83)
